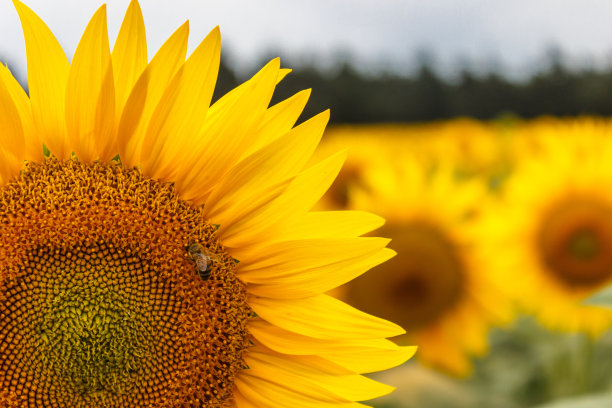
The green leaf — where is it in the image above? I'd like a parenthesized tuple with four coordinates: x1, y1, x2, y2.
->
(581, 284, 612, 308)
(535, 393, 612, 408)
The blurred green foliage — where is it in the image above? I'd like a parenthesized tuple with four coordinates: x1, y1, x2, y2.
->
(369, 319, 612, 408)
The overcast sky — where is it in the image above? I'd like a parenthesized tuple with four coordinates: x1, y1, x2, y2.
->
(2, 0, 612, 84)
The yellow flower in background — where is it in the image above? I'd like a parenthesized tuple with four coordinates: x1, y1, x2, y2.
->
(415, 118, 508, 179)
(485, 119, 612, 336)
(0, 1, 415, 406)
(320, 119, 510, 201)
(340, 156, 511, 376)
(313, 131, 391, 209)
(508, 116, 612, 163)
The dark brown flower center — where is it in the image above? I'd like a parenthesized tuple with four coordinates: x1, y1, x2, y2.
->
(538, 196, 612, 288)
(346, 221, 464, 332)
(0, 159, 251, 407)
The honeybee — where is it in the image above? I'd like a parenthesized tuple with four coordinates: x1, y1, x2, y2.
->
(187, 242, 214, 281)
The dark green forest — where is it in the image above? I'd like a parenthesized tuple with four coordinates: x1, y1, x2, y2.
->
(214, 55, 612, 124)
(6, 53, 612, 124)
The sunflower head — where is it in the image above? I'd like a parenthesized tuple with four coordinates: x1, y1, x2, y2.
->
(489, 118, 612, 335)
(538, 196, 612, 287)
(343, 154, 511, 376)
(0, 1, 414, 406)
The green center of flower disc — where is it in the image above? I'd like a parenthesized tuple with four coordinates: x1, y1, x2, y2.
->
(538, 196, 612, 287)
(0, 159, 251, 407)
(347, 221, 464, 331)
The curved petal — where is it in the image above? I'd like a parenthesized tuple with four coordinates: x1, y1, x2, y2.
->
(119, 21, 189, 168)
(112, 0, 147, 120)
(239, 236, 389, 276)
(274, 211, 385, 240)
(141, 26, 221, 179)
(221, 151, 346, 250)
(13, 0, 69, 158)
(0, 65, 39, 161)
(248, 318, 416, 374)
(243, 89, 312, 157)
(235, 374, 370, 408)
(65, 5, 115, 162)
(244, 347, 395, 402)
(204, 110, 329, 227)
(243, 246, 394, 299)
(174, 58, 282, 204)
(0, 68, 25, 154)
(249, 293, 405, 340)
(0, 78, 25, 178)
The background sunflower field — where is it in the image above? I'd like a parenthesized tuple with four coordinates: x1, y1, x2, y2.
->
(316, 118, 612, 408)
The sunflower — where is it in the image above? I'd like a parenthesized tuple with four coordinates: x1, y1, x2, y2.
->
(314, 129, 391, 210)
(0, 1, 415, 406)
(342, 155, 510, 376)
(318, 120, 510, 198)
(507, 116, 612, 163)
(486, 118, 612, 336)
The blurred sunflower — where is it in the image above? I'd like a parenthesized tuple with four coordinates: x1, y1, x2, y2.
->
(343, 156, 510, 376)
(0, 1, 415, 406)
(314, 127, 391, 210)
(418, 119, 503, 178)
(486, 119, 612, 336)
(508, 117, 612, 163)
(319, 120, 509, 198)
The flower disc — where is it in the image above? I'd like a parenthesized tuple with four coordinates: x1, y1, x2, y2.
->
(538, 196, 612, 287)
(348, 222, 464, 331)
(0, 159, 251, 407)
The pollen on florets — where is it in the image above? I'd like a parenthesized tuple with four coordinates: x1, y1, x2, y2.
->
(0, 158, 251, 408)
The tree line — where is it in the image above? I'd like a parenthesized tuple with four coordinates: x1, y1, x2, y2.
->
(214, 56, 612, 124)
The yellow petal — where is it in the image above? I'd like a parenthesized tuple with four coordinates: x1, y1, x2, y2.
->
(205, 110, 329, 229)
(0, 150, 15, 185)
(248, 318, 416, 373)
(249, 293, 406, 339)
(112, 0, 147, 119)
(243, 246, 395, 299)
(207, 63, 289, 121)
(119, 21, 189, 168)
(277, 68, 292, 83)
(221, 151, 346, 250)
(141, 27, 221, 179)
(244, 89, 312, 157)
(0, 64, 38, 161)
(235, 374, 371, 408)
(234, 390, 258, 408)
(319, 345, 417, 374)
(117, 68, 149, 157)
(175, 58, 282, 204)
(0, 78, 25, 177)
(246, 347, 396, 401)
(239, 236, 389, 274)
(65, 4, 115, 162)
(276, 211, 385, 240)
(13, 0, 69, 158)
